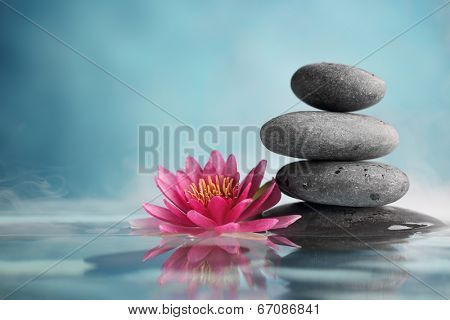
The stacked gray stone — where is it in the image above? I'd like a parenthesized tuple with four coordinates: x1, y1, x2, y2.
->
(260, 62, 409, 207)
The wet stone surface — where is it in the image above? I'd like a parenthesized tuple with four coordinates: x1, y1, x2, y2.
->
(264, 202, 445, 239)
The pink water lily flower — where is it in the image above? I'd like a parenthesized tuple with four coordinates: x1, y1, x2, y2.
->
(134, 151, 301, 234)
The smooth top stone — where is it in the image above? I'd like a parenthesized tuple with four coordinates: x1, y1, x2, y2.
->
(276, 161, 409, 207)
(291, 62, 386, 112)
(260, 111, 399, 160)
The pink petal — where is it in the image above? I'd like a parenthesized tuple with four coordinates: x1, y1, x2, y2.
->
(143, 202, 192, 226)
(213, 236, 240, 254)
(202, 161, 216, 176)
(176, 184, 189, 202)
(159, 223, 202, 234)
(214, 222, 239, 233)
(256, 181, 282, 213)
(157, 165, 177, 185)
(271, 215, 302, 229)
(155, 177, 190, 212)
(204, 150, 225, 175)
(268, 235, 302, 248)
(264, 238, 279, 250)
(236, 218, 279, 232)
(239, 160, 267, 197)
(239, 180, 277, 221)
(161, 247, 190, 270)
(239, 171, 254, 196)
(162, 199, 195, 226)
(185, 156, 202, 181)
(143, 246, 173, 261)
(224, 154, 239, 181)
(187, 210, 217, 228)
(143, 238, 186, 261)
(226, 199, 252, 223)
(187, 245, 214, 263)
(206, 196, 229, 225)
(206, 249, 233, 269)
(236, 181, 252, 203)
(129, 217, 160, 230)
(248, 160, 267, 196)
(176, 170, 193, 193)
(187, 198, 207, 214)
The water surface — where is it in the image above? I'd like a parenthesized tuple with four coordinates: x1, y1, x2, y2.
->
(0, 218, 449, 299)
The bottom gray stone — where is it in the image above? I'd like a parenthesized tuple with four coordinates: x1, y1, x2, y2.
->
(264, 202, 445, 241)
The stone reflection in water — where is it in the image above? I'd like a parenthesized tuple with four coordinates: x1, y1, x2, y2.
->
(142, 232, 299, 299)
(263, 202, 446, 299)
(278, 246, 409, 299)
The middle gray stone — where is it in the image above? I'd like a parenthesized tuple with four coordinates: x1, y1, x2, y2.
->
(260, 111, 399, 160)
(276, 161, 410, 207)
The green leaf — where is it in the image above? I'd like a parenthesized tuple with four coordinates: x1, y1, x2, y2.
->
(252, 180, 273, 201)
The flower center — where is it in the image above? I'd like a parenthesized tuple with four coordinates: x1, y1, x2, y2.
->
(186, 175, 236, 206)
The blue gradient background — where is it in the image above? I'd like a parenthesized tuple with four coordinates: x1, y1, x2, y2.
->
(0, 0, 449, 215)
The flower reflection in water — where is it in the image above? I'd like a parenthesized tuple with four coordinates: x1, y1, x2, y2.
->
(142, 232, 300, 299)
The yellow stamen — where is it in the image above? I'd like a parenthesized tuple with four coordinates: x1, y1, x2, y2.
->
(186, 175, 236, 206)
